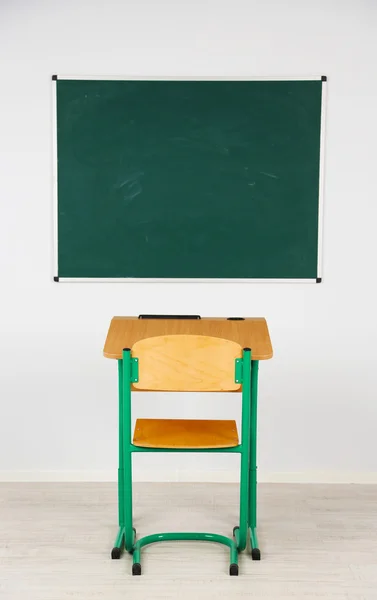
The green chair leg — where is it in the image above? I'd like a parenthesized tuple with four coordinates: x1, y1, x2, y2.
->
(111, 527, 125, 559)
(249, 527, 260, 560)
(132, 532, 239, 576)
(249, 360, 261, 560)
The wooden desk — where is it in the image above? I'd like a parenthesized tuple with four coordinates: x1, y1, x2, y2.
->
(104, 317, 273, 360)
(104, 315, 273, 574)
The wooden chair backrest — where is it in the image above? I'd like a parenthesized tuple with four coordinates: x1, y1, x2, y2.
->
(132, 334, 242, 392)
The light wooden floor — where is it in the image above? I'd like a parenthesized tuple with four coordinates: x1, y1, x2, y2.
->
(0, 483, 376, 599)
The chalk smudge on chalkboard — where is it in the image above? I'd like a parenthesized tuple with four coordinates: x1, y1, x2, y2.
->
(260, 171, 279, 179)
(114, 171, 144, 203)
(125, 181, 142, 202)
(117, 172, 144, 188)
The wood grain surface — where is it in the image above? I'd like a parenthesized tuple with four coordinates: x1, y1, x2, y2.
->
(103, 317, 273, 360)
(132, 335, 242, 391)
(133, 418, 239, 449)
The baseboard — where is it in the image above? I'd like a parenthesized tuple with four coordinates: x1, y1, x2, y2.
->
(1, 470, 377, 484)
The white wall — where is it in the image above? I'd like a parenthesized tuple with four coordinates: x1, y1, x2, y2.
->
(1, 0, 376, 482)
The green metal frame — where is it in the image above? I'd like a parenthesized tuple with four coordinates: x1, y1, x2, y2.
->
(112, 348, 260, 575)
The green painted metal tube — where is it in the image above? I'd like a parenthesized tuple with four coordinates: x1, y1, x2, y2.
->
(250, 526, 259, 550)
(114, 526, 125, 549)
(234, 527, 240, 549)
(129, 444, 242, 454)
(133, 532, 238, 566)
(117, 360, 124, 527)
(122, 349, 134, 552)
(132, 544, 140, 566)
(249, 360, 259, 529)
(238, 348, 251, 551)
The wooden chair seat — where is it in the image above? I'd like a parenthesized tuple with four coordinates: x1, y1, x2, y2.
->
(133, 418, 239, 449)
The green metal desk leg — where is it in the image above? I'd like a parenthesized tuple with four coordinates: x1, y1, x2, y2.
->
(111, 360, 125, 559)
(249, 360, 260, 560)
(234, 349, 251, 552)
(118, 360, 125, 528)
(122, 349, 134, 553)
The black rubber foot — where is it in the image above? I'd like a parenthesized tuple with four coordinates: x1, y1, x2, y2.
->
(133, 527, 137, 537)
(111, 547, 122, 559)
(132, 563, 142, 576)
(232, 526, 239, 536)
(251, 547, 261, 560)
(229, 563, 239, 576)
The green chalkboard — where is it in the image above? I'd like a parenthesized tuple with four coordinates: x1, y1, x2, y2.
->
(55, 78, 325, 280)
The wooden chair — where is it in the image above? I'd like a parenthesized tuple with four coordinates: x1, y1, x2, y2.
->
(112, 334, 258, 576)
